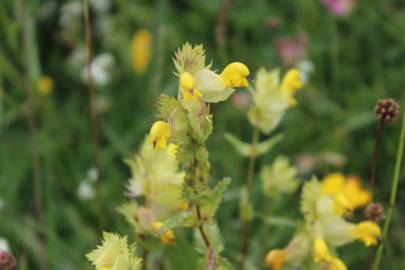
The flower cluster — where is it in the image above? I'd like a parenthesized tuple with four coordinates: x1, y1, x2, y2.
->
(86, 232, 141, 270)
(265, 174, 381, 270)
(248, 67, 303, 134)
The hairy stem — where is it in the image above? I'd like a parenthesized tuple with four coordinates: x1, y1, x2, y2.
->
(370, 119, 384, 198)
(372, 112, 405, 270)
(240, 126, 260, 269)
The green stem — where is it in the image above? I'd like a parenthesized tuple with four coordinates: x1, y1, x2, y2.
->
(240, 126, 260, 270)
(372, 111, 405, 270)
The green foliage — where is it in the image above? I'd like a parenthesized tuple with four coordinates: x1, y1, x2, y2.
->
(225, 132, 284, 157)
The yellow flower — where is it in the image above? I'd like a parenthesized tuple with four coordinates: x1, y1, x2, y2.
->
(130, 29, 152, 74)
(333, 194, 353, 216)
(265, 249, 286, 270)
(330, 257, 348, 270)
(179, 72, 202, 101)
(321, 173, 371, 213)
(220, 62, 250, 88)
(281, 69, 303, 106)
(352, 221, 381, 246)
(314, 237, 331, 263)
(149, 121, 170, 150)
(343, 176, 371, 208)
(152, 222, 175, 245)
(37, 75, 54, 95)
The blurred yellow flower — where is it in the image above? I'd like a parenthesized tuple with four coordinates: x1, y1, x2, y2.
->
(220, 62, 250, 88)
(281, 68, 303, 106)
(265, 249, 286, 270)
(37, 75, 54, 95)
(152, 222, 175, 245)
(321, 173, 371, 214)
(352, 221, 381, 246)
(149, 121, 170, 150)
(313, 237, 347, 270)
(130, 29, 152, 74)
(86, 232, 141, 270)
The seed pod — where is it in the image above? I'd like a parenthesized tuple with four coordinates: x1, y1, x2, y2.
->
(374, 98, 400, 122)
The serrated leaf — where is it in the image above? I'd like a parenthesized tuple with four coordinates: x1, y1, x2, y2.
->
(161, 211, 197, 233)
(225, 133, 283, 157)
(156, 94, 183, 119)
(200, 177, 231, 221)
(194, 223, 225, 255)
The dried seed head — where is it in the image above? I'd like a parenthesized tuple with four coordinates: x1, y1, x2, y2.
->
(374, 98, 400, 122)
(0, 251, 17, 270)
(365, 203, 385, 222)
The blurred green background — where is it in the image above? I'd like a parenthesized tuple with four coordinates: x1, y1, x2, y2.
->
(1, 0, 405, 269)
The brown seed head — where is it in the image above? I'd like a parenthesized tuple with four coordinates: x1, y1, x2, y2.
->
(365, 202, 385, 222)
(374, 98, 400, 122)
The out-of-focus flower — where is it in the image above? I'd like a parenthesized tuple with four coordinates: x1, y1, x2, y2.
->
(86, 232, 141, 270)
(275, 32, 308, 67)
(265, 233, 310, 269)
(248, 68, 304, 134)
(81, 53, 115, 87)
(0, 250, 16, 270)
(90, 0, 111, 13)
(296, 59, 315, 84)
(231, 92, 251, 109)
(261, 156, 299, 198)
(87, 167, 99, 182)
(126, 139, 185, 219)
(130, 30, 152, 74)
(174, 43, 250, 103)
(321, 0, 358, 17)
(36, 75, 54, 95)
(0, 238, 10, 252)
(313, 237, 347, 270)
(151, 222, 175, 245)
(374, 98, 400, 122)
(321, 173, 371, 211)
(77, 180, 95, 201)
(59, 1, 82, 32)
(95, 96, 111, 114)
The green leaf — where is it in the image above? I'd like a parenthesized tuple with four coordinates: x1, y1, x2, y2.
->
(161, 211, 197, 233)
(225, 133, 283, 157)
(200, 177, 231, 221)
(239, 187, 253, 222)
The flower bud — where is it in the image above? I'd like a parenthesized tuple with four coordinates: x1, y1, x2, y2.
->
(0, 251, 17, 270)
(374, 98, 400, 122)
(365, 203, 384, 222)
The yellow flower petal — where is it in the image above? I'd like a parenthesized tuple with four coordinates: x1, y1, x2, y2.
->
(220, 62, 250, 88)
(352, 221, 381, 246)
(152, 222, 175, 245)
(37, 75, 54, 95)
(343, 176, 371, 209)
(281, 69, 302, 94)
(265, 249, 286, 270)
(321, 173, 345, 196)
(180, 72, 203, 101)
(333, 194, 353, 217)
(130, 29, 152, 74)
(314, 238, 331, 263)
(149, 121, 171, 150)
(330, 257, 348, 270)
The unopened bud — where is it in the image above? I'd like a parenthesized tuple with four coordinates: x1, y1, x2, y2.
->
(0, 251, 17, 270)
(365, 203, 384, 222)
(374, 98, 400, 122)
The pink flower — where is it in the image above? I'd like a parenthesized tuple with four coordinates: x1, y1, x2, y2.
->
(275, 32, 309, 67)
(321, 0, 357, 17)
(231, 92, 251, 109)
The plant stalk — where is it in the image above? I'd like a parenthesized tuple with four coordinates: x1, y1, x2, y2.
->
(370, 119, 384, 198)
(240, 126, 260, 269)
(372, 111, 405, 270)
